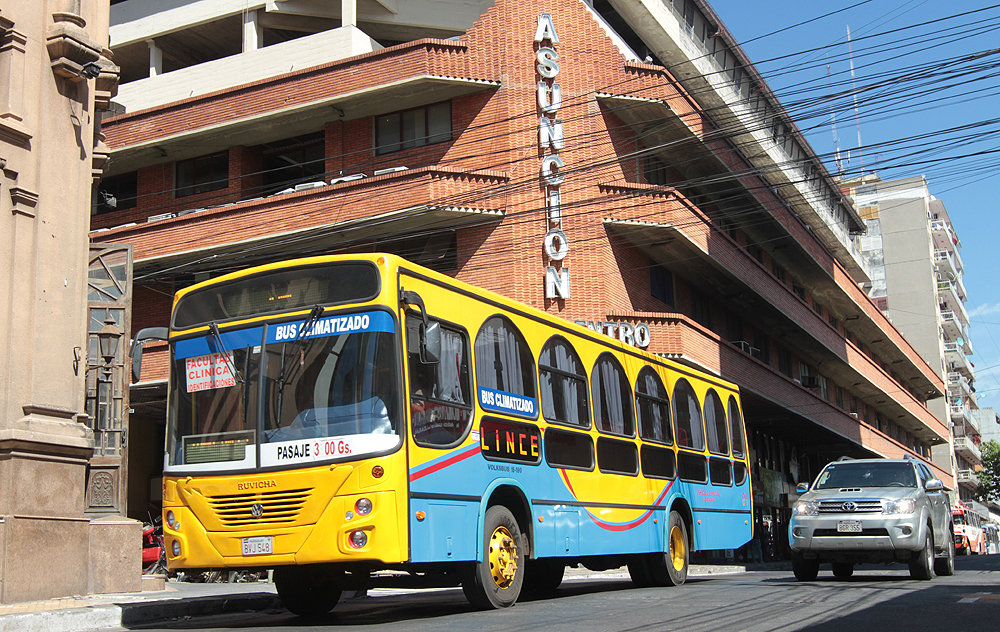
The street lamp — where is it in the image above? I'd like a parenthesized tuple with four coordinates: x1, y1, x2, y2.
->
(97, 312, 121, 380)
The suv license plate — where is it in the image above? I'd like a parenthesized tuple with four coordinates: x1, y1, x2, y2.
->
(837, 521, 862, 533)
(242, 536, 273, 556)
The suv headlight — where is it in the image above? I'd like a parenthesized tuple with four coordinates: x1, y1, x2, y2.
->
(883, 498, 917, 515)
(792, 500, 819, 516)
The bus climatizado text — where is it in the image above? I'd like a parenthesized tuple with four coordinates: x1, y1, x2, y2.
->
(131, 254, 752, 614)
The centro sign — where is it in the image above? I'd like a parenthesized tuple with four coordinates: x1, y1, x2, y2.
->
(536, 14, 569, 299)
(575, 320, 652, 348)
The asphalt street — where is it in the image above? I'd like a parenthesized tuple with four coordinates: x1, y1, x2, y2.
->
(119, 555, 1000, 632)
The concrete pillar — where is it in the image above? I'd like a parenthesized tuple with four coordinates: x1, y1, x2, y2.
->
(342, 0, 357, 28)
(243, 9, 263, 53)
(146, 39, 161, 77)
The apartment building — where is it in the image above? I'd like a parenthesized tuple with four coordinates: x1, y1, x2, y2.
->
(98, 0, 948, 558)
(843, 175, 978, 504)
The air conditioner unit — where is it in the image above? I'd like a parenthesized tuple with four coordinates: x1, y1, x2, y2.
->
(176, 208, 205, 216)
(801, 376, 821, 389)
(749, 347, 763, 360)
(329, 173, 366, 185)
(294, 181, 326, 192)
(146, 212, 176, 222)
(373, 166, 408, 176)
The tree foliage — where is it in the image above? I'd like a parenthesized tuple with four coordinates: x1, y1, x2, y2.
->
(976, 440, 1000, 503)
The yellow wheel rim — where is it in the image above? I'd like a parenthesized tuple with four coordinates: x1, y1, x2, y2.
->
(488, 525, 518, 589)
(669, 524, 686, 572)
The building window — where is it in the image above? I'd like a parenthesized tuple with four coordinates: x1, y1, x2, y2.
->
(792, 282, 806, 301)
(175, 151, 229, 198)
(375, 101, 451, 155)
(778, 347, 791, 378)
(752, 329, 770, 365)
(644, 154, 669, 185)
(835, 385, 845, 410)
(771, 260, 786, 283)
(650, 264, 674, 306)
(636, 367, 672, 444)
(95, 171, 138, 214)
(591, 353, 635, 437)
(692, 291, 712, 329)
(262, 132, 325, 196)
(726, 311, 743, 343)
(539, 336, 589, 428)
(746, 241, 763, 263)
(407, 316, 472, 447)
(474, 316, 537, 401)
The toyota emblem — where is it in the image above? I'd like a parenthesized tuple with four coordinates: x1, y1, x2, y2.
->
(842, 502, 857, 512)
(251, 503, 264, 518)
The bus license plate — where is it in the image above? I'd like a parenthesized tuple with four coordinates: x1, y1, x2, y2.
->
(837, 521, 862, 533)
(242, 536, 273, 556)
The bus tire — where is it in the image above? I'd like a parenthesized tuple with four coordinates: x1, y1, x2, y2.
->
(627, 555, 653, 587)
(522, 558, 564, 595)
(274, 565, 342, 616)
(463, 505, 523, 609)
(643, 510, 689, 587)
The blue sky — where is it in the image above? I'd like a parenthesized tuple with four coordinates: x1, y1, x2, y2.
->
(710, 0, 1000, 412)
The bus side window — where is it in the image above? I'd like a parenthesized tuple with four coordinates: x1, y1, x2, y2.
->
(636, 367, 672, 445)
(538, 336, 590, 428)
(474, 315, 537, 399)
(704, 389, 728, 456)
(672, 378, 704, 451)
(591, 353, 634, 437)
(407, 315, 473, 447)
(728, 395, 746, 458)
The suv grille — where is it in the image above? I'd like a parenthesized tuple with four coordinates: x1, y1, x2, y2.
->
(818, 499, 883, 514)
(207, 488, 313, 526)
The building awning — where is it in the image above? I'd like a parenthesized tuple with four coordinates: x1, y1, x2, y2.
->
(108, 75, 500, 175)
(133, 205, 504, 281)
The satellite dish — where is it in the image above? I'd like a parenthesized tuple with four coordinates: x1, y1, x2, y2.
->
(957, 337, 965, 347)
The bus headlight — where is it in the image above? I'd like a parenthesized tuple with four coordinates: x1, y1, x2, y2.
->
(171, 540, 181, 556)
(792, 500, 819, 516)
(355, 498, 373, 516)
(166, 510, 178, 530)
(349, 530, 368, 549)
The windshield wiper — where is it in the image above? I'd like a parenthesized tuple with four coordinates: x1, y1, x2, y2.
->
(209, 322, 244, 383)
(277, 305, 325, 386)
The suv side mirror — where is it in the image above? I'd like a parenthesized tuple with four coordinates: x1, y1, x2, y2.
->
(796, 482, 810, 493)
(925, 478, 944, 492)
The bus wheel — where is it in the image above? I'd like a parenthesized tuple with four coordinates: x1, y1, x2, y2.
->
(522, 558, 564, 596)
(642, 510, 690, 587)
(274, 565, 342, 616)
(463, 505, 524, 609)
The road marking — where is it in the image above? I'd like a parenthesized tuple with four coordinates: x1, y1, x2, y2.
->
(958, 598, 979, 604)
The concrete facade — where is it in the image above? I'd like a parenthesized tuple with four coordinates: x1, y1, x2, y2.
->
(99, 0, 949, 562)
(0, 0, 136, 604)
(846, 175, 978, 504)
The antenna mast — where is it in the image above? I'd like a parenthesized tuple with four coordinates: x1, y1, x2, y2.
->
(847, 25, 864, 175)
(827, 55, 843, 176)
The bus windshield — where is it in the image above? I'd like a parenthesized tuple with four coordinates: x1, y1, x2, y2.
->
(167, 310, 400, 470)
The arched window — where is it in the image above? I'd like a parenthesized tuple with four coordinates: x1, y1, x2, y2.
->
(591, 353, 634, 437)
(704, 389, 729, 456)
(474, 316, 537, 416)
(636, 367, 672, 444)
(539, 336, 589, 427)
(729, 395, 746, 458)
(672, 378, 704, 450)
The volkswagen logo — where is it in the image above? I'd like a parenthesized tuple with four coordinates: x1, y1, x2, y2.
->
(250, 503, 264, 518)
(842, 501, 857, 512)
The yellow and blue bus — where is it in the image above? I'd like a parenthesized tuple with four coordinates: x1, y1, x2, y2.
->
(132, 254, 752, 613)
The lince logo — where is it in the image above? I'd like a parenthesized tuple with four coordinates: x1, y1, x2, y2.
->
(536, 14, 569, 299)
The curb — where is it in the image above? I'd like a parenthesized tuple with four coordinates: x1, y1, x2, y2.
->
(0, 593, 282, 632)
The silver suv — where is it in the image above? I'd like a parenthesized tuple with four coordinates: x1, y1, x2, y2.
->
(789, 457, 953, 580)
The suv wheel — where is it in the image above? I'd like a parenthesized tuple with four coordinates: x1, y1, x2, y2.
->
(909, 531, 934, 580)
(792, 552, 819, 581)
(831, 563, 853, 579)
(934, 529, 955, 577)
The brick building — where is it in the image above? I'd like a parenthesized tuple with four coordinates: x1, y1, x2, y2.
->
(98, 0, 949, 558)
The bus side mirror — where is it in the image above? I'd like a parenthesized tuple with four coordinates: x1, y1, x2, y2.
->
(422, 320, 441, 364)
(925, 478, 944, 492)
(796, 482, 810, 493)
(130, 327, 168, 383)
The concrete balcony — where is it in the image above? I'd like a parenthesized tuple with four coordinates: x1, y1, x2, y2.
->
(932, 220, 959, 252)
(953, 436, 982, 464)
(948, 372, 973, 400)
(114, 26, 383, 113)
(937, 281, 967, 323)
(944, 342, 974, 379)
(935, 249, 959, 280)
(951, 403, 971, 426)
(940, 310, 964, 340)
(957, 469, 979, 488)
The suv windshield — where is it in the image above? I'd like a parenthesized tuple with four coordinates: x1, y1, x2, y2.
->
(167, 310, 399, 470)
(815, 461, 917, 489)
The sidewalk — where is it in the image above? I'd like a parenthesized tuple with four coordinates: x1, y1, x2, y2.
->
(0, 563, 769, 632)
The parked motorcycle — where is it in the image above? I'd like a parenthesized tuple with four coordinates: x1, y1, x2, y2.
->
(142, 515, 167, 576)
